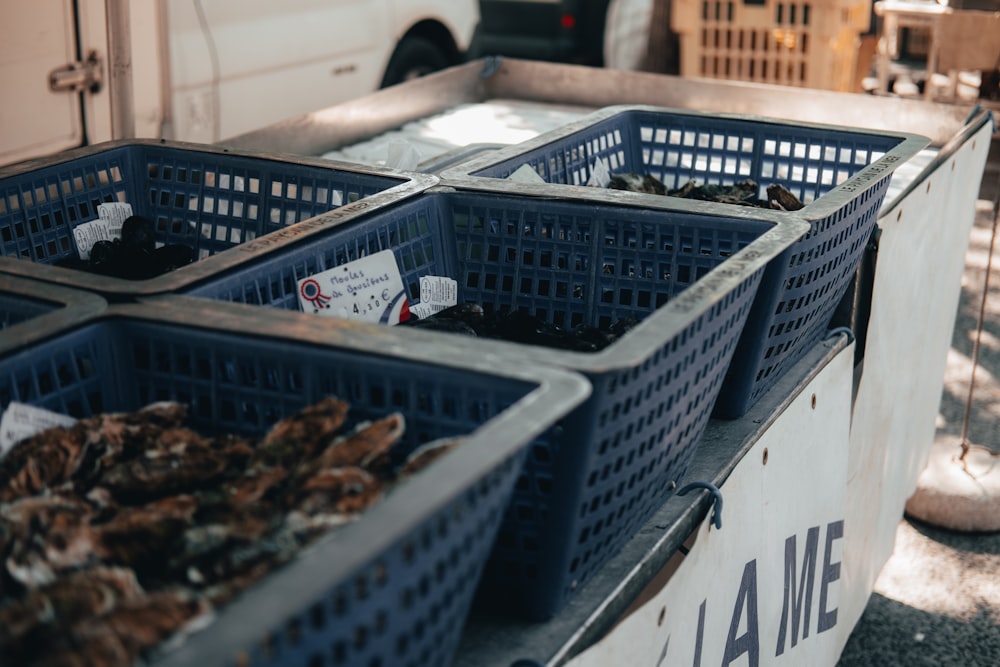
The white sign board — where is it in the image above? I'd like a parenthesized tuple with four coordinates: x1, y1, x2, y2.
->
(296, 249, 410, 324)
(567, 342, 853, 667)
(838, 121, 995, 649)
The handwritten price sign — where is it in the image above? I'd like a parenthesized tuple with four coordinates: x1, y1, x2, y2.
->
(296, 249, 410, 325)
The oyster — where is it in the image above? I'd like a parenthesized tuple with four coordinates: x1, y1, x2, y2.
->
(0, 566, 144, 666)
(252, 396, 350, 468)
(400, 437, 463, 478)
(609, 173, 668, 194)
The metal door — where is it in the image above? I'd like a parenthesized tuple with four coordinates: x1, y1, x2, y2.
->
(0, 0, 93, 167)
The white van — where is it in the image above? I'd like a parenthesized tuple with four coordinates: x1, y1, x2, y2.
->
(0, 0, 479, 167)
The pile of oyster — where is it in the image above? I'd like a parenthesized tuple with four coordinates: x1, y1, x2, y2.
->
(609, 174, 806, 211)
(0, 399, 457, 667)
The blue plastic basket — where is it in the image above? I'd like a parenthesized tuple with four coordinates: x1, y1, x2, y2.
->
(0, 139, 434, 298)
(0, 301, 588, 667)
(0, 274, 105, 348)
(183, 187, 808, 618)
(443, 105, 930, 416)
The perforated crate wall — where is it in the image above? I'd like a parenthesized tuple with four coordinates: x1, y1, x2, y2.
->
(671, 0, 872, 91)
(0, 308, 586, 667)
(185, 188, 806, 617)
(0, 291, 50, 330)
(0, 139, 427, 297)
(0, 274, 106, 348)
(451, 106, 928, 416)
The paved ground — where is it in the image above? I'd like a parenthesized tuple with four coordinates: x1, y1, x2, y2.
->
(837, 518, 1000, 665)
(838, 159, 1000, 664)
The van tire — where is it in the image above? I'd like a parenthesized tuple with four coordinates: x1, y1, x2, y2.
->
(380, 36, 451, 88)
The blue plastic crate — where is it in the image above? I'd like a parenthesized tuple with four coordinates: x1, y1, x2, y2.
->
(0, 301, 588, 667)
(0, 274, 105, 348)
(183, 188, 808, 618)
(444, 105, 930, 416)
(0, 139, 434, 298)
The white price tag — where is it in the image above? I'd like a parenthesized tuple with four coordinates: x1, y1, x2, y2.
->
(297, 249, 410, 325)
(419, 276, 458, 308)
(507, 164, 546, 184)
(97, 202, 133, 237)
(587, 157, 612, 188)
(72, 203, 133, 260)
(0, 402, 76, 458)
(409, 302, 439, 320)
(386, 141, 422, 171)
(72, 219, 114, 261)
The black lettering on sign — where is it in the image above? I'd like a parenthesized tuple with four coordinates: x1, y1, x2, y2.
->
(722, 560, 759, 667)
(818, 519, 843, 633)
(693, 599, 706, 667)
(775, 526, 820, 656)
(655, 636, 670, 667)
(655, 599, 707, 667)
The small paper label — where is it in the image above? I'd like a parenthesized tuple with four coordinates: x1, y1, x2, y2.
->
(587, 158, 612, 188)
(507, 164, 546, 184)
(386, 141, 422, 171)
(409, 302, 439, 320)
(72, 202, 133, 260)
(297, 249, 410, 325)
(0, 402, 76, 458)
(419, 276, 458, 308)
(98, 202, 133, 237)
(72, 219, 114, 261)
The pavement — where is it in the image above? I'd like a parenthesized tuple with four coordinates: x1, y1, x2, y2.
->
(837, 140, 1000, 665)
(836, 517, 1000, 665)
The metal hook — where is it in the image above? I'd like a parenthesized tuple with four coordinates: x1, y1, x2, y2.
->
(826, 326, 855, 344)
(677, 481, 724, 530)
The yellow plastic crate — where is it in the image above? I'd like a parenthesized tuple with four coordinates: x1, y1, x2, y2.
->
(672, 0, 872, 91)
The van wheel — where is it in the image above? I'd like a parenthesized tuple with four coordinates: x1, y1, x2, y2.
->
(380, 36, 450, 88)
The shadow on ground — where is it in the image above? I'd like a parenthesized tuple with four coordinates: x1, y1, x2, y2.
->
(838, 516, 1000, 666)
(907, 516, 1000, 556)
(838, 595, 1000, 666)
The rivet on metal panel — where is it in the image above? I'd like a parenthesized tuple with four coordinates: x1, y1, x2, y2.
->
(677, 481, 723, 530)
